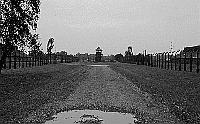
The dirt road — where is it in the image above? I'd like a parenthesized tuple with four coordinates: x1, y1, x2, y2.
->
(24, 65, 180, 124)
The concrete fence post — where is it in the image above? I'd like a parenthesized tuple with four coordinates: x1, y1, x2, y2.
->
(190, 52, 193, 72)
(197, 51, 199, 73)
(179, 51, 182, 71)
(184, 51, 186, 71)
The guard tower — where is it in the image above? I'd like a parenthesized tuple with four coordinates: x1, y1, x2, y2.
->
(128, 46, 132, 53)
(125, 46, 133, 63)
(95, 47, 103, 62)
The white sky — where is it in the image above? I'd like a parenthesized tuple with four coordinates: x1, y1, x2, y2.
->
(37, 0, 200, 55)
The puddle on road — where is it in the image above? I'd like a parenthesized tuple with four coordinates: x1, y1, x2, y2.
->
(45, 110, 137, 124)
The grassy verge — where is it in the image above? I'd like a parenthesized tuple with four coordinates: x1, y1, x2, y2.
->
(110, 63, 200, 124)
(0, 63, 90, 123)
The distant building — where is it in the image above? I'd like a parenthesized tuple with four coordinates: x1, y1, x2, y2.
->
(124, 46, 133, 63)
(88, 54, 96, 62)
(102, 55, 115, 62)
(183, 45, 200, 52)
(75, 53, 88, 62)
(95, 47, 103, 62)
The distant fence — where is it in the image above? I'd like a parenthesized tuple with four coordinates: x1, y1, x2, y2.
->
(126, 50, 200, 73)
(1, 50, 78, 70)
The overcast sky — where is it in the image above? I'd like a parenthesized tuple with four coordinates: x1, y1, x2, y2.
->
(37, 0, 200, 55)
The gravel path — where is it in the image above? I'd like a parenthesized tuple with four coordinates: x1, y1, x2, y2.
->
(25, 65, 180, 124)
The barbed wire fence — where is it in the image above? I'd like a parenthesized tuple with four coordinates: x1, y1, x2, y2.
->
(2, 50, 76, 70)
(129, 50, 199, 73)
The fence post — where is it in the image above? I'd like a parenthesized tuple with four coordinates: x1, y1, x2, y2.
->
(18, 50, 21, 68)
(167, 52, 170, 69)
(33, 54, 35, 66)
(160, 53, 162, 68)
(45, 55, 47, 64)
(137, 54, 140, 65)
(197, 51, 199, 73)
(61, 55, 63, 63)
(31, 56, 33, 67)
(28, 56, 29, 67)
(55, 54, 57, 64)
(47, 53, 48, 64)
(28, 56, 30, 67)
(142, 54, 144, 65)
(151, 54, 153, 67)
(146, 51, 148, 66)
(42, 54, 46, 65)
(159, 54, 161, 68)
(161, 53, 163, 68)
(38, 56, 40, 66)
(175, 53, 177, 70)
(3, 53, 7, 69)
(50, 52, 51, 64)
(14, 50, 17, 69)
(9, 52, 12, 69)
(43, 54, 45, 65)
(35, 53, 37, 66)
(158, 53, 160, 68)
(179, 51, 182, 71)
(43, 55, 44, 65)
(31, 55, 34, 66)
(157, 54, 159, 67)
(171, 53, 173, 70)
(155, 54, 157, 67)
(154, 54, 156, 67)
(149, 54, 152, 66)
(44, 55, 46, 65)
(25, 55, 27, 67)
(184, 51, 186, 71)
(25, 53, 27, 67)
(22, 52, 24, 68)
(190, 52, 193, 72)
(37, 55, 40, 66)
(149, 54, 153, 66)
(40, 56, 42, 66)
(164, 52, 167, 69)
(156, 54, 158, 67)
(44, 55, 45, 65)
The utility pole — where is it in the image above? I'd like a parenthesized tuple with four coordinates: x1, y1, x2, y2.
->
(170, 41, 173, 53)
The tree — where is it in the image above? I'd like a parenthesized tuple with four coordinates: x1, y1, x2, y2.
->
(115, 53, 124, 62)
(46, 37, 54, 64)
(29, 34, 41, 56)
(0, 0, 40, 73)
(47, 37, 54, 54)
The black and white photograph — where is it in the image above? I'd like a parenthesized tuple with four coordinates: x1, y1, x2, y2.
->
(0, 0, 200, 123)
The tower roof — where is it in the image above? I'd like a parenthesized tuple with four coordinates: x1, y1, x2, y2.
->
(96, 47, 102, 51)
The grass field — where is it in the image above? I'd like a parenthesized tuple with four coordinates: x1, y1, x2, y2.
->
(110, 63, 200, 123)
(0, 63, 89, 123)
(1, 62, 200, 123)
